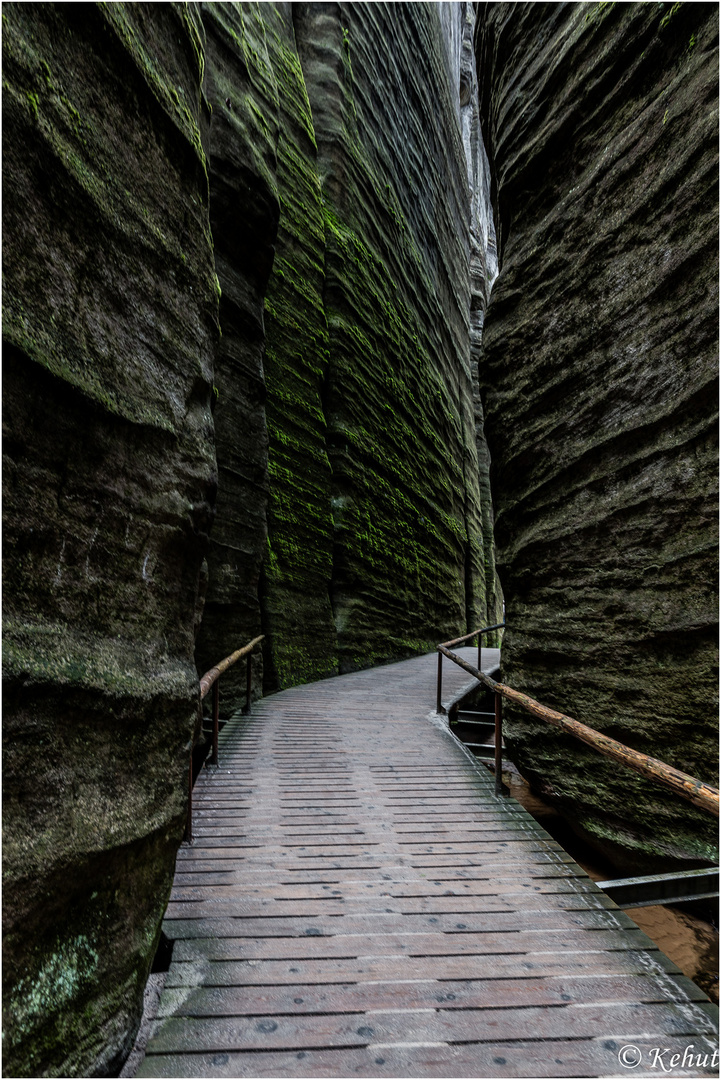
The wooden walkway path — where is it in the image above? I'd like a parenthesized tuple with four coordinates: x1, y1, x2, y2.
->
(138, 650, 718, 1077)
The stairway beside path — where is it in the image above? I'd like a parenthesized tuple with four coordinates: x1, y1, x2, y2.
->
(137, 649, 718, 1078)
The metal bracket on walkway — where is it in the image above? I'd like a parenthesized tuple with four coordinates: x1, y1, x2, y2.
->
(596, 867, 719, 909)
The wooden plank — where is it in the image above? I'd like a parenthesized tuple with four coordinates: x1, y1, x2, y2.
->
(171, 859, 586, 878)
(137, 1036, 721, 1077)
(167, 926, 660, 956)
(163, 948, 689, 987)
(174, 838, 570, 858)
(157, 973, 710, 1018)
(145, 1001, 718, 1054)
(166, 891, 618, 915)
(169, 875, 598, 894)
(162, 908, 638, 935)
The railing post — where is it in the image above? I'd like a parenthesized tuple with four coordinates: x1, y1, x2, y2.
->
(211, 680, 219, 766)
(478, 632, 482, 673)
(436, 651, 443, 714)
(245, 652, 252, 715)
(185, 753, 193, 843)
(494, 690, 503, 796)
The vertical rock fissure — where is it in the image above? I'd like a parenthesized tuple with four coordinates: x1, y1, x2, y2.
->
(194, 2, 281, 712)
(460, 1, 503, 633)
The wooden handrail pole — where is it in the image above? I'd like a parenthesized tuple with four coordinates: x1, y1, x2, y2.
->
(495, 690, 503, 796)
(199, 634, 264, 700)
(436, 643, 719, 817)
(478, 633, 482, 673)
(436, 650, 444, 714)
(440, 622, 505, 650)
(245, 653, 252, 715)
(211, 681, 219, 766)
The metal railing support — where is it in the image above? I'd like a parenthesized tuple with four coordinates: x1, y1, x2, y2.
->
(436, 650, 444, 714)
(244, 652, 252, 715)
(211, 681, 219, 766)
(436, 629, 719, 818)
(185, 754, 194, 843)
(597, 867, 719, 909)
(494, 690, 503, 796)
(186, 634, 264, 842)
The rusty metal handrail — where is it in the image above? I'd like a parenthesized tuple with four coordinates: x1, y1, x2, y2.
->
(437, 640, 720, 818)
(186, 634, 264, 842)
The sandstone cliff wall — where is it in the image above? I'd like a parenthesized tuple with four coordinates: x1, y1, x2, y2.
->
(198, 1, 499, 695)
(258, 3, 339, 691)
(476, 1, 718, 867)
(193, 4, 280, 710)
(291, 1, 489, 672)
(2, 5, 219, 1074)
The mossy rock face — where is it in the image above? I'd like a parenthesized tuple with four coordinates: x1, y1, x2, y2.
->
(195, 4, 501, 694)
(2, 4, 218, 1074)
(257, 4, 339, 692)
(284, 3, 494, 674)
(193, 3, 281, 712)
(476, 3, 719, 866)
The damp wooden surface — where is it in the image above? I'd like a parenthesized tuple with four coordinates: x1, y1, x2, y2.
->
(138, 650, 718, 1077)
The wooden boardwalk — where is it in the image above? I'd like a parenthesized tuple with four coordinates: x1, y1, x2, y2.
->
(138, 650, 718, 1077)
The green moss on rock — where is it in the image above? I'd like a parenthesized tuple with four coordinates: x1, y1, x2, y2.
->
(258, 5, 338, 691)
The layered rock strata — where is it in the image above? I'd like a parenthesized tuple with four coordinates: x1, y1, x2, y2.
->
(2, 5, 219, 1074)
(258, 3, 339, 691)
(292, 1, 490, 672)
(476, 2, 719, 866)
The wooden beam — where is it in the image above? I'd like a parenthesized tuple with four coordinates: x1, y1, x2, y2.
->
(437, 645, 719, 818)
(199, 635, 264, 700)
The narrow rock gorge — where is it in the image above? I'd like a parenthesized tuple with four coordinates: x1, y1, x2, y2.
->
(2, 2, 498, 1073)
(2, 1, 717, 1076)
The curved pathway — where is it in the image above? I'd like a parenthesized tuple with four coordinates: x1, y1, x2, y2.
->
(138, 649, 718, 1077)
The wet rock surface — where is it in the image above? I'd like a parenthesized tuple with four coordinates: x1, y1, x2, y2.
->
(2, 5, 218, 1075)
(476, 2, 718, 865)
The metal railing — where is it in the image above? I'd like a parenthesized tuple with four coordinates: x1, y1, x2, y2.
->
(437, 625, 719, 816)
(186, 634, 264, 841)
(436, 621, 505, 793)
